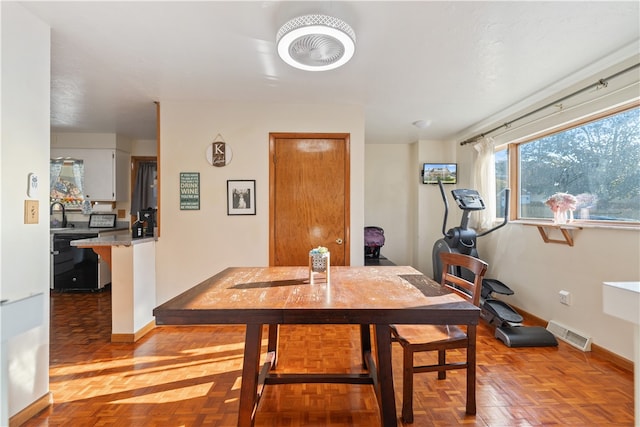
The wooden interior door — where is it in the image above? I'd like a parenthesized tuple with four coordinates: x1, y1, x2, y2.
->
(269, 133, 350, 266)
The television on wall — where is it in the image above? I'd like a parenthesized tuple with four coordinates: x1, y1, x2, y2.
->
(422, 163, 457, 184)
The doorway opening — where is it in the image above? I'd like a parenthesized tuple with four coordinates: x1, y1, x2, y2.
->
(130, 156, 157, 225)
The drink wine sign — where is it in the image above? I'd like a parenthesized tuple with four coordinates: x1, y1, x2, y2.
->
(179, 172, 200, 210)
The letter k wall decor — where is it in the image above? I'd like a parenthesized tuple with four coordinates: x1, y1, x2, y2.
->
(206, 134, 233, 167)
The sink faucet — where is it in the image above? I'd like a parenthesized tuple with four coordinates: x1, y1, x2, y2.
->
(50, 201, 67, 228)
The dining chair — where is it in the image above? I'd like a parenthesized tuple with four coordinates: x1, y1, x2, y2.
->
(390, 252, 488, 423)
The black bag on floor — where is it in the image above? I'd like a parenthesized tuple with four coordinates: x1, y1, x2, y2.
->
(364, 226, 385, 259)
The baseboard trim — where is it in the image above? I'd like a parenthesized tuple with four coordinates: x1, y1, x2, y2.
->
(9, 392, 52, 427)
(111, 320, 156, 343)
(513, 304, 634, 373)
(590, 343, 635, 372)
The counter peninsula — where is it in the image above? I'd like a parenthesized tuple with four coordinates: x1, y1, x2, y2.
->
(72, 234, 157, 342)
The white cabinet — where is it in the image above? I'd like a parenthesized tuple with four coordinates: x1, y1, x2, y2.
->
(51, 148, 129, 201)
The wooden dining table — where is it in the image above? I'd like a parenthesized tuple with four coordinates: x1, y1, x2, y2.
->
(153, 265, 480, 427)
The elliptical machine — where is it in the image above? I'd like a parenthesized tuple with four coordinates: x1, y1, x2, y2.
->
(432, 181, 557, 348)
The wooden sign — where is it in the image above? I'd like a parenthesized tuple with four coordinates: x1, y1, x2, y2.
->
(206, 135, 233, 167)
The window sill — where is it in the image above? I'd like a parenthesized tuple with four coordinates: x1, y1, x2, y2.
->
(513, 219, 640, 231)
(512, 220, 640, 247)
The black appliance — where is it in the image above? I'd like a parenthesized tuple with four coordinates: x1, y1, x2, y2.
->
(139, 208, 156, 236)
(52, 233, 99, 291)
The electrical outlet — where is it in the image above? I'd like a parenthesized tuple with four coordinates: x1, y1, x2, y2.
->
(559, 290, 571, 306)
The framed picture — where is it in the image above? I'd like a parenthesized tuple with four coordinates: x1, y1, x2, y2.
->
(227, 180, 256, 215)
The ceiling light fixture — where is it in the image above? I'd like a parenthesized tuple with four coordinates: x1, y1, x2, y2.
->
(412, 120, 431, 129)
(276, 14, 356, 72)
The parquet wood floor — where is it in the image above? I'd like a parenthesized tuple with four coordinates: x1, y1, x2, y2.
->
(23, 289, 634, 426)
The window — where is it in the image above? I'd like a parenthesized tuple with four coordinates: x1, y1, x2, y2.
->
(502, 105, 639, 223)
(50, 159, 85, 209)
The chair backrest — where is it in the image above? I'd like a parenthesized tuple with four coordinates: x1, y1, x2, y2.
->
(439, 252, 488, 307)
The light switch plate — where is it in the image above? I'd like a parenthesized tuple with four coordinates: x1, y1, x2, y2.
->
(24, 200, 39, 224)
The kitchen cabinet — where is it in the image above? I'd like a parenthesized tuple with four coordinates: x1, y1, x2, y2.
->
(51, 148, 129, 201)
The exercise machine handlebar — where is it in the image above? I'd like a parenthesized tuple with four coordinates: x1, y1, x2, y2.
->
(438, 180, 452, 238)
(477, 188, 510, 237)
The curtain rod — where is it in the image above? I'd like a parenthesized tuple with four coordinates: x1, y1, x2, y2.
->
(459, 62, 640, 146)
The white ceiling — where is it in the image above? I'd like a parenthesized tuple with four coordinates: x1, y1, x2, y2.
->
(21, 1, 640, 144)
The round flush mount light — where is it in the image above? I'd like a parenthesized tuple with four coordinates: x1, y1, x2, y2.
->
(276, 14, 356, 71)
(412, 120, 432, 129)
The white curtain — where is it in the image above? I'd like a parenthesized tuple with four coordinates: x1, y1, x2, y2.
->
(49, 160, 63, 194)
(72, 162, 84, 198)
(472, 136, 496, 231)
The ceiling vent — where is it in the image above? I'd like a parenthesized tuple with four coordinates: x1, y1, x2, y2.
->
(276, 14, 356, 71)
(547, 320, 592, 351)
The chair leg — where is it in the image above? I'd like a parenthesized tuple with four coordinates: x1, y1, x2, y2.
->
(437, 349, 446, 380)
(466, 326, 477, 415)
(402, 346, 414, 423)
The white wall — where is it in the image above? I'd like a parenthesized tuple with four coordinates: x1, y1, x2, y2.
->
(364, 138, 466, 276)
(51, 132, 132, 154)
(156, 102, 365, 304)
(51, 132, 117, 149)
(364, 144, 414, 265)
(481, 223, 639, 360)
(0, 2, 51, 422)
(131, 139, 157, 157)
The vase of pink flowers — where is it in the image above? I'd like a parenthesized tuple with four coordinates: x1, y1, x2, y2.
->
(545, 192, 577, 224)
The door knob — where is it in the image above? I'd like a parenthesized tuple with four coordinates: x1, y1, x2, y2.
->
(335, 238, 343, 245)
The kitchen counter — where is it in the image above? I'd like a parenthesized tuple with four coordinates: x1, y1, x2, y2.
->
(50, 225, 129, 235)
(70, 234, 156, 269)
(70, 234, 156, 247)
(71, 233, 157, 343)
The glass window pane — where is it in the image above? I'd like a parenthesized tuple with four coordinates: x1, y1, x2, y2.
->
(495, 148, 508, 217)
(50, 159, 85, 209)
(518, 107, 639, 222)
